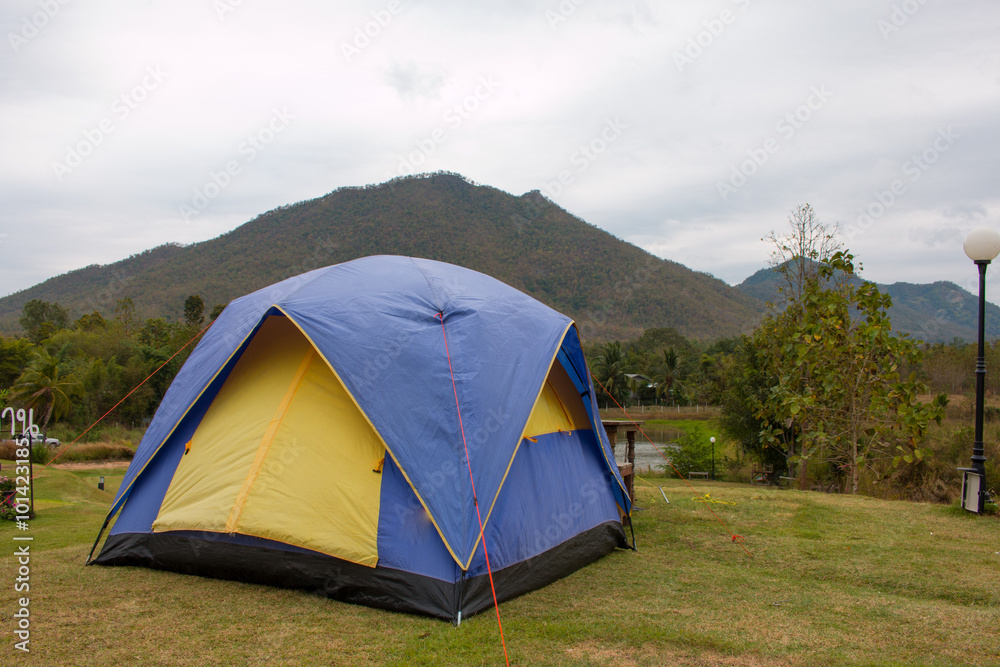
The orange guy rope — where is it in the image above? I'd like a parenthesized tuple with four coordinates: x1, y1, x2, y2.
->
(38, 320, 215, 472)
(436, 313, 510, 665)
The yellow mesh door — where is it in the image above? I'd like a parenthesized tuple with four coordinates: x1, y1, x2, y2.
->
(152, 315, 384, 567)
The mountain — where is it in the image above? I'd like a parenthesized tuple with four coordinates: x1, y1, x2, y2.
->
(0, 173, 765, 341)
(737, 264, 1000, 343)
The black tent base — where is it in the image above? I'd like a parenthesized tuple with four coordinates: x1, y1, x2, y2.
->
(92, 521, 627, 621)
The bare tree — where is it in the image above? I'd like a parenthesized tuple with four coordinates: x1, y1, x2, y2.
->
(764, 204, 842, 306)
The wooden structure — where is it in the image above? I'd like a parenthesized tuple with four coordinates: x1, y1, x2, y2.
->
(601, 420, 642, 519)
(751, 462, 774, 485)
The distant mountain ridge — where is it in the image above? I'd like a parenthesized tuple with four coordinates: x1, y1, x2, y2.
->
(737, 264, 1000, 343)
(0, 173, 764, 341)
(4, 173, 988, 344)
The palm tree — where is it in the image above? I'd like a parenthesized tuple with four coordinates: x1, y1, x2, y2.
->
(652, 347, 684, 404)
(593, 341, 630, 407)
(9, 350, 82, 430)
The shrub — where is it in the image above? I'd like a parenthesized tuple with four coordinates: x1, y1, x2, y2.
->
(658, 425, 722, 479)
(0, 476, 18, 521)
(0, 440, 51, 464)
(0, 496, 18, 521)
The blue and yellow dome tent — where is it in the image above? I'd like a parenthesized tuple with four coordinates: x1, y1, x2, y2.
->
(90, 256, 631, 620)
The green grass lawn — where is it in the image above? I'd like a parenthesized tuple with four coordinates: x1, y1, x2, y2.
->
(2, 464, 998, 666)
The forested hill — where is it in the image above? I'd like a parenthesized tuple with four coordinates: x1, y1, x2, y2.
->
(738, 264, 1000, 343)
(0, 173, 764, 341)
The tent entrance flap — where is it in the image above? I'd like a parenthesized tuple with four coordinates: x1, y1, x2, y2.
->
(524, 357, 592, 439)
(152, 315, 385, 567)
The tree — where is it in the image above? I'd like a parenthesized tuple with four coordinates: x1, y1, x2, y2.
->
(9, 350, 83, 429)
(651, 347, 684, 403)
(0, 336, 34, 390)
(592, 341, 630, 407)
(115, 298, 138, 337)
(661, 424, 716, 477)
(746, 205, 843, 487)
(138, 317, 172, 348)
(760, 252, 947, 494)
(717, 334, 791, 477)
(75, 311, 107, 332)
(184, 295, 205, 327)
(764, 203, 842, 306)
(19, 299, 69, 344)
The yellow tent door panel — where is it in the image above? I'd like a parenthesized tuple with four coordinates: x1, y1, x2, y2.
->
(152, 315, 384, 568)
(524, 358, 592, 439)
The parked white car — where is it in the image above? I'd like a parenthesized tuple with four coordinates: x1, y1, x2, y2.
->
(24, 425, 60, 448)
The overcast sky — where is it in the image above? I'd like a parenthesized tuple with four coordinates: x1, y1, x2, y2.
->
(2, 0, 999, 304)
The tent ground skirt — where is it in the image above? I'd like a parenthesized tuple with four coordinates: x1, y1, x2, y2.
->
(92, 521, 626, 621)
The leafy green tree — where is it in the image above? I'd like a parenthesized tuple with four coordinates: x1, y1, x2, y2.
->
(19, 299, 69, 344)
(0, 336, 34, 390)
(115, 298, 138, 337)
(717, 334, 791, 477)
(138, 318, 173, 348)
(760, 252, 947, 494)
(75, 311, 107, 332)
(9, 350, 83, 429)
(184, 295, 205, 327)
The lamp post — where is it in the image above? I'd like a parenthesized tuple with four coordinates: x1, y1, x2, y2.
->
(961, 228, 1000, 513)
(710, 436, 716, 481)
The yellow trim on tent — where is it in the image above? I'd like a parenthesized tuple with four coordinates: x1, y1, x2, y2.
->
(152, 315, 384, 568)
(101, 317, 261, 529)
(566, 322, 631, 507)
(465, 322, 576, 570)
(272, 307, 470, 570)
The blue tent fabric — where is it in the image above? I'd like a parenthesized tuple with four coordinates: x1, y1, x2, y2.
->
(94, 255, 630, 619)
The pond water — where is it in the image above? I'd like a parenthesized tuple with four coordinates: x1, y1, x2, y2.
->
(609, 425, 685, 473)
